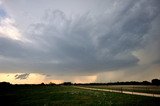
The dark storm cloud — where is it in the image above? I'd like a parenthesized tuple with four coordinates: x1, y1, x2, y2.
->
(0, 37, 25, 58)
(0, 0, 160, 75)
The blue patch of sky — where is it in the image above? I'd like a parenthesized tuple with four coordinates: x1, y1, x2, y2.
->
(0, 7, 7, 19)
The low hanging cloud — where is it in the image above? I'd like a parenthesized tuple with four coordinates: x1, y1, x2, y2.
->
(0, 0, 160, 78)
(15, 73, 30, 80)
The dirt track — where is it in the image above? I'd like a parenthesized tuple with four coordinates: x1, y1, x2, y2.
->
(75, 86, 160, 98)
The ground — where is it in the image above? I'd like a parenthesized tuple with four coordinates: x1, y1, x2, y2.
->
(85, 85, 160, 94)
(0, 85, 160, 106)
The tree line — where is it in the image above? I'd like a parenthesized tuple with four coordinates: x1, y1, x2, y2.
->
(0, 78, 160, 86)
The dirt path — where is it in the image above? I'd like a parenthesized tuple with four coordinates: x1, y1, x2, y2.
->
(74, 86, 160, 98)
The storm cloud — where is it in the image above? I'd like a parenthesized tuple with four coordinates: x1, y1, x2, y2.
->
(0, 0, 160, 81)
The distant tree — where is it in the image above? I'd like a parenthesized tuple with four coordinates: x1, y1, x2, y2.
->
(40, 82, 45, 86)
(0, 82, 11, 87)
(142, 81, 151, 85)
(49, 82, 56, 86)
(62, 82, 72, 85)
(152, 79, 160, 86)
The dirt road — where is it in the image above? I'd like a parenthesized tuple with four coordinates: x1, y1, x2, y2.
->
(75, 86, 160, 98)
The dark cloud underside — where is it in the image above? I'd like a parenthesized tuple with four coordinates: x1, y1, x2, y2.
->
(0, 0, 160, 76)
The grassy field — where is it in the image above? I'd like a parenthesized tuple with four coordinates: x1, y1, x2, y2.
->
(0, 85, 160, 106)
(85, 85, 160, 94)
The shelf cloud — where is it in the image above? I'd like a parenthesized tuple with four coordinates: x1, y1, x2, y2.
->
(0, 0, 160, 83)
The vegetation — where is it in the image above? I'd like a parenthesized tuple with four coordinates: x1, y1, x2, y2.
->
(0, 85, 160, 106)
(152, 79, 160, 86)
(0, 79, 160, 105)
(75, 79, 160, 86)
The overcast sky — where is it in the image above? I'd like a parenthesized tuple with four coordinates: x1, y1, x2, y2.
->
(0, 0, 160, 84)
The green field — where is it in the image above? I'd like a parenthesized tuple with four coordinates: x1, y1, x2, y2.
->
(1, 85, 160, 106)
(85, 85, 160, 94)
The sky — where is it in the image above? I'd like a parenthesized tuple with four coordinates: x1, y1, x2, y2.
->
(0, 0, 160, 84)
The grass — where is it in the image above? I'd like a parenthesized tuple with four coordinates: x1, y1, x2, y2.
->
(85, 85, 160, 94)
(0, 85, 160, 106)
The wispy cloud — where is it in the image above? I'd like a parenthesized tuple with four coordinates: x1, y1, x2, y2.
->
(15, 73, 30, 80)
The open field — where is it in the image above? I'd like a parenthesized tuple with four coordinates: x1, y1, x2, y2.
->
(1, 85, 160, 106)
(84, 85, 160, 94)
